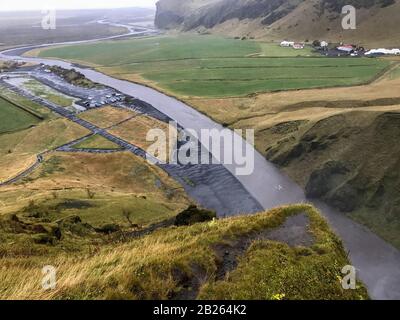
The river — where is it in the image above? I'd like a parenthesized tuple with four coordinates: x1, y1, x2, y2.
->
(1, 21, 399, 300)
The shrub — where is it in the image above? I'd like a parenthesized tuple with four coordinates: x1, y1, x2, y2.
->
(175, 205, 216, 226)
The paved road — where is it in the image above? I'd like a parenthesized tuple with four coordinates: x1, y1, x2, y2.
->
(0, 79, 263, 216)
(0, 158, 40, 186)
(0, 79, 154, 159)
(1, 24, 399, 299)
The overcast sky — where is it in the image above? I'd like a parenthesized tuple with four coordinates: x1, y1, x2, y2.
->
(0, 0, 158, 11)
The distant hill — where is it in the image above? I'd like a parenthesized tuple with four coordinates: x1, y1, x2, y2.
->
(155, 0, 400, 47)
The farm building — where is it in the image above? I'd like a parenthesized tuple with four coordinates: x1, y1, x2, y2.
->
(337, 45, 355, 53)
(365, 48, 400, 56)
(280, 41, 295, 47)
(293, 43, 305, 49)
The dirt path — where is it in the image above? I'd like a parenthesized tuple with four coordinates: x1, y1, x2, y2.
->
(0, 159, 40, 186)
(173, 213, 314, 300)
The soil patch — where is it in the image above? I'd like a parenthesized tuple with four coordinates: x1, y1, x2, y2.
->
(214, 213, 314, 281)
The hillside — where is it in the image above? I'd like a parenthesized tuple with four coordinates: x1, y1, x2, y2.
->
(190, 64, 400, 248)
(31, 33, 400, 249)
(0, 204, 368, 300)
(155, 0, 400, 46)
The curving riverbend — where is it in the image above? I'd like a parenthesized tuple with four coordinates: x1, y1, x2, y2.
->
(1, 22, 399, 300)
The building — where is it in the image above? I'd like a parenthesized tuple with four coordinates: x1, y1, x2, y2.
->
(337, 45, 355, 53)
(365, 48, 400, 56)
(280, 41, 295, 47)
(320, 41, 329, 48)
(293, 43, 305, 50)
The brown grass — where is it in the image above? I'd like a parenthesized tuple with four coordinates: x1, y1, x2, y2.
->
(108, 114, 175, 161)
(0, 118, 89, 182)
(0, 151, 189, 216)
(187, 63, 400, 132)
(0, 204, 369, 300)
(78, 106, 135, 129)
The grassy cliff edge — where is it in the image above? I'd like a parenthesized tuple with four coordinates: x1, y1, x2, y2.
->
(0, 204, 368, 300)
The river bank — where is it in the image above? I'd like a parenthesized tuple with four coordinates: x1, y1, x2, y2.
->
(1, 24, 399, 299)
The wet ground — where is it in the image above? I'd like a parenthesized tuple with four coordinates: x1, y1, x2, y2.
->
(1, 24, 400, 299)
(0, 68, 264, 216)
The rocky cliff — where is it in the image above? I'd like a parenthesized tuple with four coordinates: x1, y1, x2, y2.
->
(155, 0, 400, 46)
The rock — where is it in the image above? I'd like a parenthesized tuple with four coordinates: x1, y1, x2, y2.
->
(175, 205, 216, 226)
(306, 161, 349, 198)
(33, 234, 56, 245)
(95, 223, 121, 234)
(56, 215, 95, 237)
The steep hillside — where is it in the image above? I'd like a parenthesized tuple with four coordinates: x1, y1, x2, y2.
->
(155, 0, 400, 46)
(0, 204, 368, 300)
(264, 110, 400, 248)
(187, 62, 400, 248)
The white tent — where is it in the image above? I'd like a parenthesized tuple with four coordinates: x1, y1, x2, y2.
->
(280, 41, 295, 47)
(365, 48, 400, 55)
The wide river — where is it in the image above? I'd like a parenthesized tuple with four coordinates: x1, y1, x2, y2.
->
(1, 22, 399, 300)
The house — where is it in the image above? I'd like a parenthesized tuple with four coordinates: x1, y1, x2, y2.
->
(337, 45, 355, 53)
(320, 41, 329, 48)
(293, 43, 305, 50)
(280, 41, 295, 47)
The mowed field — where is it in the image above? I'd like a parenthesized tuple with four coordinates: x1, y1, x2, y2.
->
(0, 152, 189, 225)
(35, 35, 390, 98)
(0, 97, 40, 134)
(0, 118, 89, 183)
(72, 134, 121, 150)
(79, 106, 174, 160)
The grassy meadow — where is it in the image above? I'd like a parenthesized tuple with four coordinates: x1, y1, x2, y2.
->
(23, 79, 75, 108)
(78, 106, 135, 128)
(36, 35, 390, 98)
(108, 114, 171, 153)
(0, 97, 41, 134)
(72, 134, 121, 150)
(0, 151, 189, 224)
(0, 87, 56, 120)
(0, 118, 89, 182)
(0, 204, 368, 300)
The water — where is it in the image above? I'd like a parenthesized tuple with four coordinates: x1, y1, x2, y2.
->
(1, 25, 399, 299)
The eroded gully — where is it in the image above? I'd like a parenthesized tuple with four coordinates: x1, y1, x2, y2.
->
(1, 23, 399, 300)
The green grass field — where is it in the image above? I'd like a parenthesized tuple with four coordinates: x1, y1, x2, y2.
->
(0, 97, 40, 134)
(23, 79, 75, 108)
(37, 35, 390, 97)
(388, 64, 400, 79)
(72, 134, 121, 150)
(0, 204, 368, 300)
(0, 87, 56, 119)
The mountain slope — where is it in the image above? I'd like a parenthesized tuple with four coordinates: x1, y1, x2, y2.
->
(155, 0, 400, 46)
(0, 204, 368, 300)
